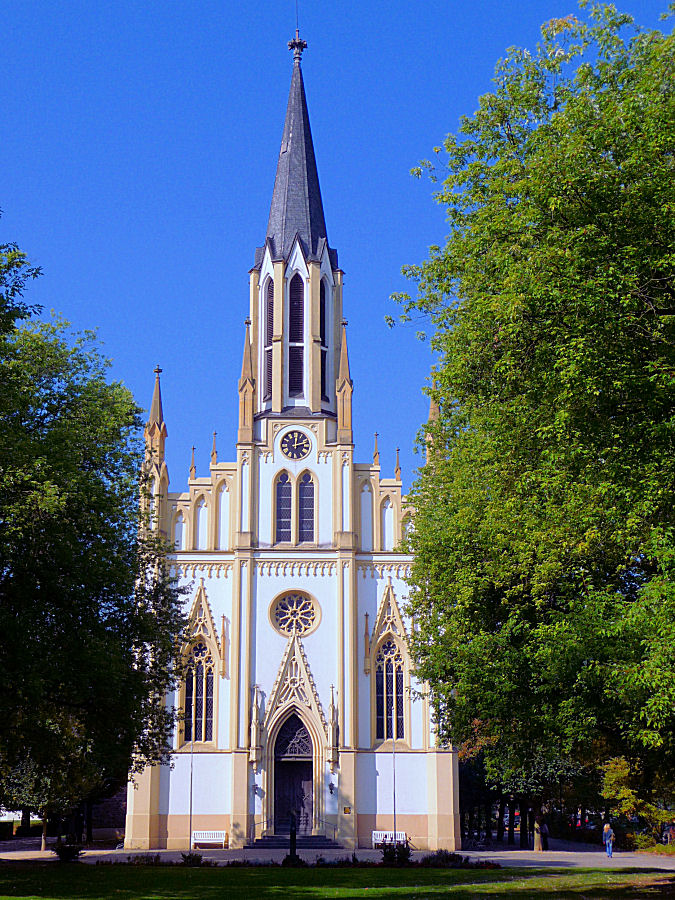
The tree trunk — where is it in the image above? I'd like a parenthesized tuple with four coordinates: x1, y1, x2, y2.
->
(507, 799, 515, 845)
(40, 817, 47, 852)
(20, 808, 31, 835)
(86, 799, 93, 844)
(497, 796, 505, 843)
(519, 800, 529, 848)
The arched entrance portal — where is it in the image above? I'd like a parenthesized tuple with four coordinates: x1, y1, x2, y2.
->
(274, 714, 313, 834)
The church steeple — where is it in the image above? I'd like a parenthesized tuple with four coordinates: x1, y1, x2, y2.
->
(264, 31, 330, 264)
(249, 33, 343, 419)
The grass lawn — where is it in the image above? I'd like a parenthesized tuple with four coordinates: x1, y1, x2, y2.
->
(0, 864, 674, 899)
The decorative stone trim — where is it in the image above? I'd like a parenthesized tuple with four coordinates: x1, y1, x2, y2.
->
(357, 562, 412, 579)
(264, 633, 328, 736)
(256, 560, 335, 576)
(187, 579, 222, 656)
(172, 562, 234, 579)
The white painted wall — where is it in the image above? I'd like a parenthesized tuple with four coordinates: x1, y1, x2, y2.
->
(165, 752, 232, 816)
(356, 752, 428, 815)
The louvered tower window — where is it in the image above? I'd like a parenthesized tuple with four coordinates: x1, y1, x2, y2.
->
(264, 279, 274, 401)
(183, 641, 214, 743)
(298, 472, 314, 542)
(375, 639, 404, 741)
(276, 472, 292, 542)
(320, 281, 328, 401)
(288, 273, 304, 397)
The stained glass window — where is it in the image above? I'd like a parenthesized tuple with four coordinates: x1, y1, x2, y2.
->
(272, 593, 318, 636)
(183, 641, 215, 744)
(275, 714, 312, 758)
(276, 473, 292, 542)
(375, 639, 405, 741)
(298, 473, 314, 542)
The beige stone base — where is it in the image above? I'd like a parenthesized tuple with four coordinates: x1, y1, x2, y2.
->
(125, 814, 231, 851)
(355, 813, 460, 851)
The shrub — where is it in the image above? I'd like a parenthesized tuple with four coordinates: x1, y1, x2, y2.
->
(396, 842, 412, 865)
(418, 850, 501, 869)
(634, 833, 658, 850)
(419, 850, 464, 867)
(381, 841, 411, 866)
(126, 853, 163, 866)
(381, 843, 397, 865)
(180, 851, 203, 867)
(52, 844, 83, 863)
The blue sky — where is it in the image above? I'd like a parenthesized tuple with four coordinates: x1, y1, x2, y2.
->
(1, 0, 667, 490)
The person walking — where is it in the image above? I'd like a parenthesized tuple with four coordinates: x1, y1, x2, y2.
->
(541, 819, 549, 851)
(602, 822, 615, 858)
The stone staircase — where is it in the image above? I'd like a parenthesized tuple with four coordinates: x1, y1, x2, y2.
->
(246, 833, 343, 851)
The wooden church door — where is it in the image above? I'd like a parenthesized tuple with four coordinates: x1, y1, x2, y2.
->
(274, 714, 313, 834)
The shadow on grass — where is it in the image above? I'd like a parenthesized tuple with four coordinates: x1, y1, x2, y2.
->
(0, 864, 674, 899)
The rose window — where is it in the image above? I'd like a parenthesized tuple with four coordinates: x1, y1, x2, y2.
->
(272, 593, 318, 636)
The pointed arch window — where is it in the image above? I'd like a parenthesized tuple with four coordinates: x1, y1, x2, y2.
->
(381, 497, 394, 551)
(275, 472, 292, 542)
(288, 273, 304, 397)
(298, 472, 315, 543)
(375, 639, 404, 741)
(174, 512, 185, 551)
(195, 498, 208, 550)
(217, 482, 230, 550)
(183, 641, 215, 743)
(264, 279, 274, 401)
(320, 281, 328, 402)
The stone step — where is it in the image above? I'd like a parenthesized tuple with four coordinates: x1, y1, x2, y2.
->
(247, 834, 343, 850)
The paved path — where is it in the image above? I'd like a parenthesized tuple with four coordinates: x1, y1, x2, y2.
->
(1, 837, 674, 870)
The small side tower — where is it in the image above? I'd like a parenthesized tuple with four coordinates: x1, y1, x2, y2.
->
(143, 366, 169, 534)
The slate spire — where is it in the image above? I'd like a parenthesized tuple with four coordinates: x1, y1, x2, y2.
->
(148, 365, 164, 426)
(264, 31, 329, 263)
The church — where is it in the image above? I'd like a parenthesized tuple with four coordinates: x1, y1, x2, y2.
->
(124, 32, 460, 852)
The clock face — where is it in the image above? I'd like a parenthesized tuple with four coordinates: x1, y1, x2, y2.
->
(280, 430, 311, 460)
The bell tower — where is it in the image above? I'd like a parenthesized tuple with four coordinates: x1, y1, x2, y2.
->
(246, 31, 344, 422)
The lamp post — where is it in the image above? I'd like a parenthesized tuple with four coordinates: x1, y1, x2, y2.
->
(188, 733, 194, 851)
(392, 720, 397, 844)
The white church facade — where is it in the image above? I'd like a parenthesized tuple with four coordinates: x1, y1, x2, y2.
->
(125, 32, 460, 852)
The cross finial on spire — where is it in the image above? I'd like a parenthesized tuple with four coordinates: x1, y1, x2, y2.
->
(154, 364, 162, 376)
(288, 29, 307, 63)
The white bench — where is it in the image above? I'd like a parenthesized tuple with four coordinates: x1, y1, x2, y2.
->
(191, 830, 228, 849)
(372, 830, 407, 848)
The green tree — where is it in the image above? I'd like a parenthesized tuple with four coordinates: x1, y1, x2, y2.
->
(0, 244, 186, 821)
(395, 4, 675, 810)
